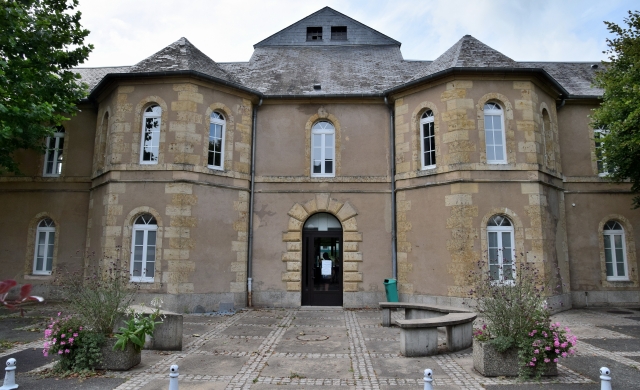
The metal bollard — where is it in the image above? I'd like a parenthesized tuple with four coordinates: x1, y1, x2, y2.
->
(168, 364, 179, 390)
(423, 368, 433, 390)
(600, 367, 612, 390)
(0, 358, 18, 390)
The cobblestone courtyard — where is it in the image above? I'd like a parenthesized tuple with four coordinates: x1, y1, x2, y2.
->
(1, 307, 640, 389)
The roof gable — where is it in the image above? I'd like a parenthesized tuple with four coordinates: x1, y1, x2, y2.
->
(128, 37, 238, 83)
(254, 7, 400, 48)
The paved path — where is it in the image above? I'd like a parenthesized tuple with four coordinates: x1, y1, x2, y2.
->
(2, 307, 640, 389)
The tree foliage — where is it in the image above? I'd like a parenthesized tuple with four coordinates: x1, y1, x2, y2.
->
(592, 11, 640, 208)
(0, 0, 92, 173)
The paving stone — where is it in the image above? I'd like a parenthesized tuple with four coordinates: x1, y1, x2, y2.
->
(174, 354, 249, 376)
(0, 318, 45, 343)
(360, 326, 400, 340)
(17, 375, 125, 389)
(235, 317, 279, 325)
(199, 337, 263, 353)
(485, 384, 598, 389)
(597, 325, 640, 339)
(253, 386, 355, 390)
(291, 317, 346, 327)
(260, 356, 353, 379)
(139, 380, 229, 389)
(364, 339, 398, 354)
(3, 347, 56, 373)
(370, 356, 444, 379)
(580, 338, 640, 352)
(276, 326, 349, 354)
(221, 324, 273, 337)
(558, 356, 640, 390)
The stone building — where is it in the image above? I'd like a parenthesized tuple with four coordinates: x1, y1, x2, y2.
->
(2, 7, 637, 311)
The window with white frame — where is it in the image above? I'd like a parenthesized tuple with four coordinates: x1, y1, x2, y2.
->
(131, 214, 157, 282)
(484, 103, 507, 164)
(43, 126, 65, 176)
(603, 220, 628, 281)
(594, 127, 609, 176)
(311, 121, 335, 177)
(140, 105, 161, 164)
(208, 112, 225, 170)
(33, 218, 55, 275)
(420, 110, 436, 169)
(487, 215, 515, 283)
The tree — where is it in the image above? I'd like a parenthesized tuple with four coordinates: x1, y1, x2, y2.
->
(0, 0, 92, 173)
(592, 10, 640, 208)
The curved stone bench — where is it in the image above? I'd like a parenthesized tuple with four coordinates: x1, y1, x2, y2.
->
(379, 302, 472, 327)
(395, 313, 477, 357)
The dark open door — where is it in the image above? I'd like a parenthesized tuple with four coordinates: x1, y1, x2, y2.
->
(302, 229, 343, 306)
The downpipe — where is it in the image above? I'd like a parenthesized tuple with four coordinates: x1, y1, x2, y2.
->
(384, 96, 398, 280)
(247, 98, 263, 307)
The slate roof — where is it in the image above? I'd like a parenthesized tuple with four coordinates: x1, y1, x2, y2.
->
(254, 6, 400, 48)
(407, 35, 519, 83)
(523, 62, 602, 97)
(128, 37, 239, 84)
(74, 10, 602, 98)
(71, 66, 130, 91)
(218, 46, 430, 95)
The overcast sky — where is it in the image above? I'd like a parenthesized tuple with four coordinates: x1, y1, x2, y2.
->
(76, 0, 636, 68)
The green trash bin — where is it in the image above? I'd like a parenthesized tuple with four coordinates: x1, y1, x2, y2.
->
(383, 278, 398, 302)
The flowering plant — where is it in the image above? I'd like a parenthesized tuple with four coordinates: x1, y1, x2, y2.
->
(519, 321, 577, 379)
(42, 313, 104, 373)
(473, 324, 491, 342)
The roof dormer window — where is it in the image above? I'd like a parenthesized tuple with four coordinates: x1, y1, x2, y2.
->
(307, 27, 323, 41)
(331, 26, 347, 40)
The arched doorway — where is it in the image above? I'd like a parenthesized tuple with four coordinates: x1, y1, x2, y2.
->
(302, 213, 343, 306)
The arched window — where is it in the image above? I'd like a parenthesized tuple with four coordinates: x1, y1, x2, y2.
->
(420, 110, 436, 169)
(131, 214, 157, 282)
(603, 220, 628, 281)
(487, 215, 514, 283)
(140, 105, 161, 164)
(484, 103, 506, 164)
(311, 121, 335, 177)
(43, 126, 65, 176)
(33, 218, 55, 275)
(594, 127, 609, 176)
(208, 112, 225, 170)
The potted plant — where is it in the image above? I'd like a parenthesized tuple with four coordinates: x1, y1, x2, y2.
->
(50, 259, 145, 372)
(468, 260, 577, 379)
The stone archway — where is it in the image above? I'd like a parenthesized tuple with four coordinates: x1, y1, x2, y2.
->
(281, 193, 363, 295)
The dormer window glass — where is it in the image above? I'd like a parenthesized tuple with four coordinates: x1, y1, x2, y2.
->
(307, 27, 323, 41)
(331, 26, 347, 40)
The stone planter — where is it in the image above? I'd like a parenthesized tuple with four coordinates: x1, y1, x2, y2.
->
(472, 339, 557, 377)
(95, 337, 141, 371)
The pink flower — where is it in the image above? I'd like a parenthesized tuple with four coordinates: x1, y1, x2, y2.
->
(52, 338, 56, 343)
(58, 350, 63, 355)
(79, 326, 83, 331)
(555, 349, 560, 354)
(554, 340, 560, 347)
(529, 362, 535, 366)
(532, 357, 537, 362)
(482, 324, 487, 330)
(562, 352, 568, 358)
(561, 342, 568, 348)
(57, 312, 61, 316)
(532, 330, 537, 334)
(64, 349, 70, 353)
(61, 334, 65, 339)
(43, 352, 48, 357)
(545, 346, 551, 351)
(542, 331, 548, 338)
(553, 358, 558, 363)
(69, 338, 74, 343)
(534, 349, 539, 354)
(43, 342, 49, 348)
(73, 333, 78, 337)
(544, 358, 550, 363)
(44, 330, 52, 337)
